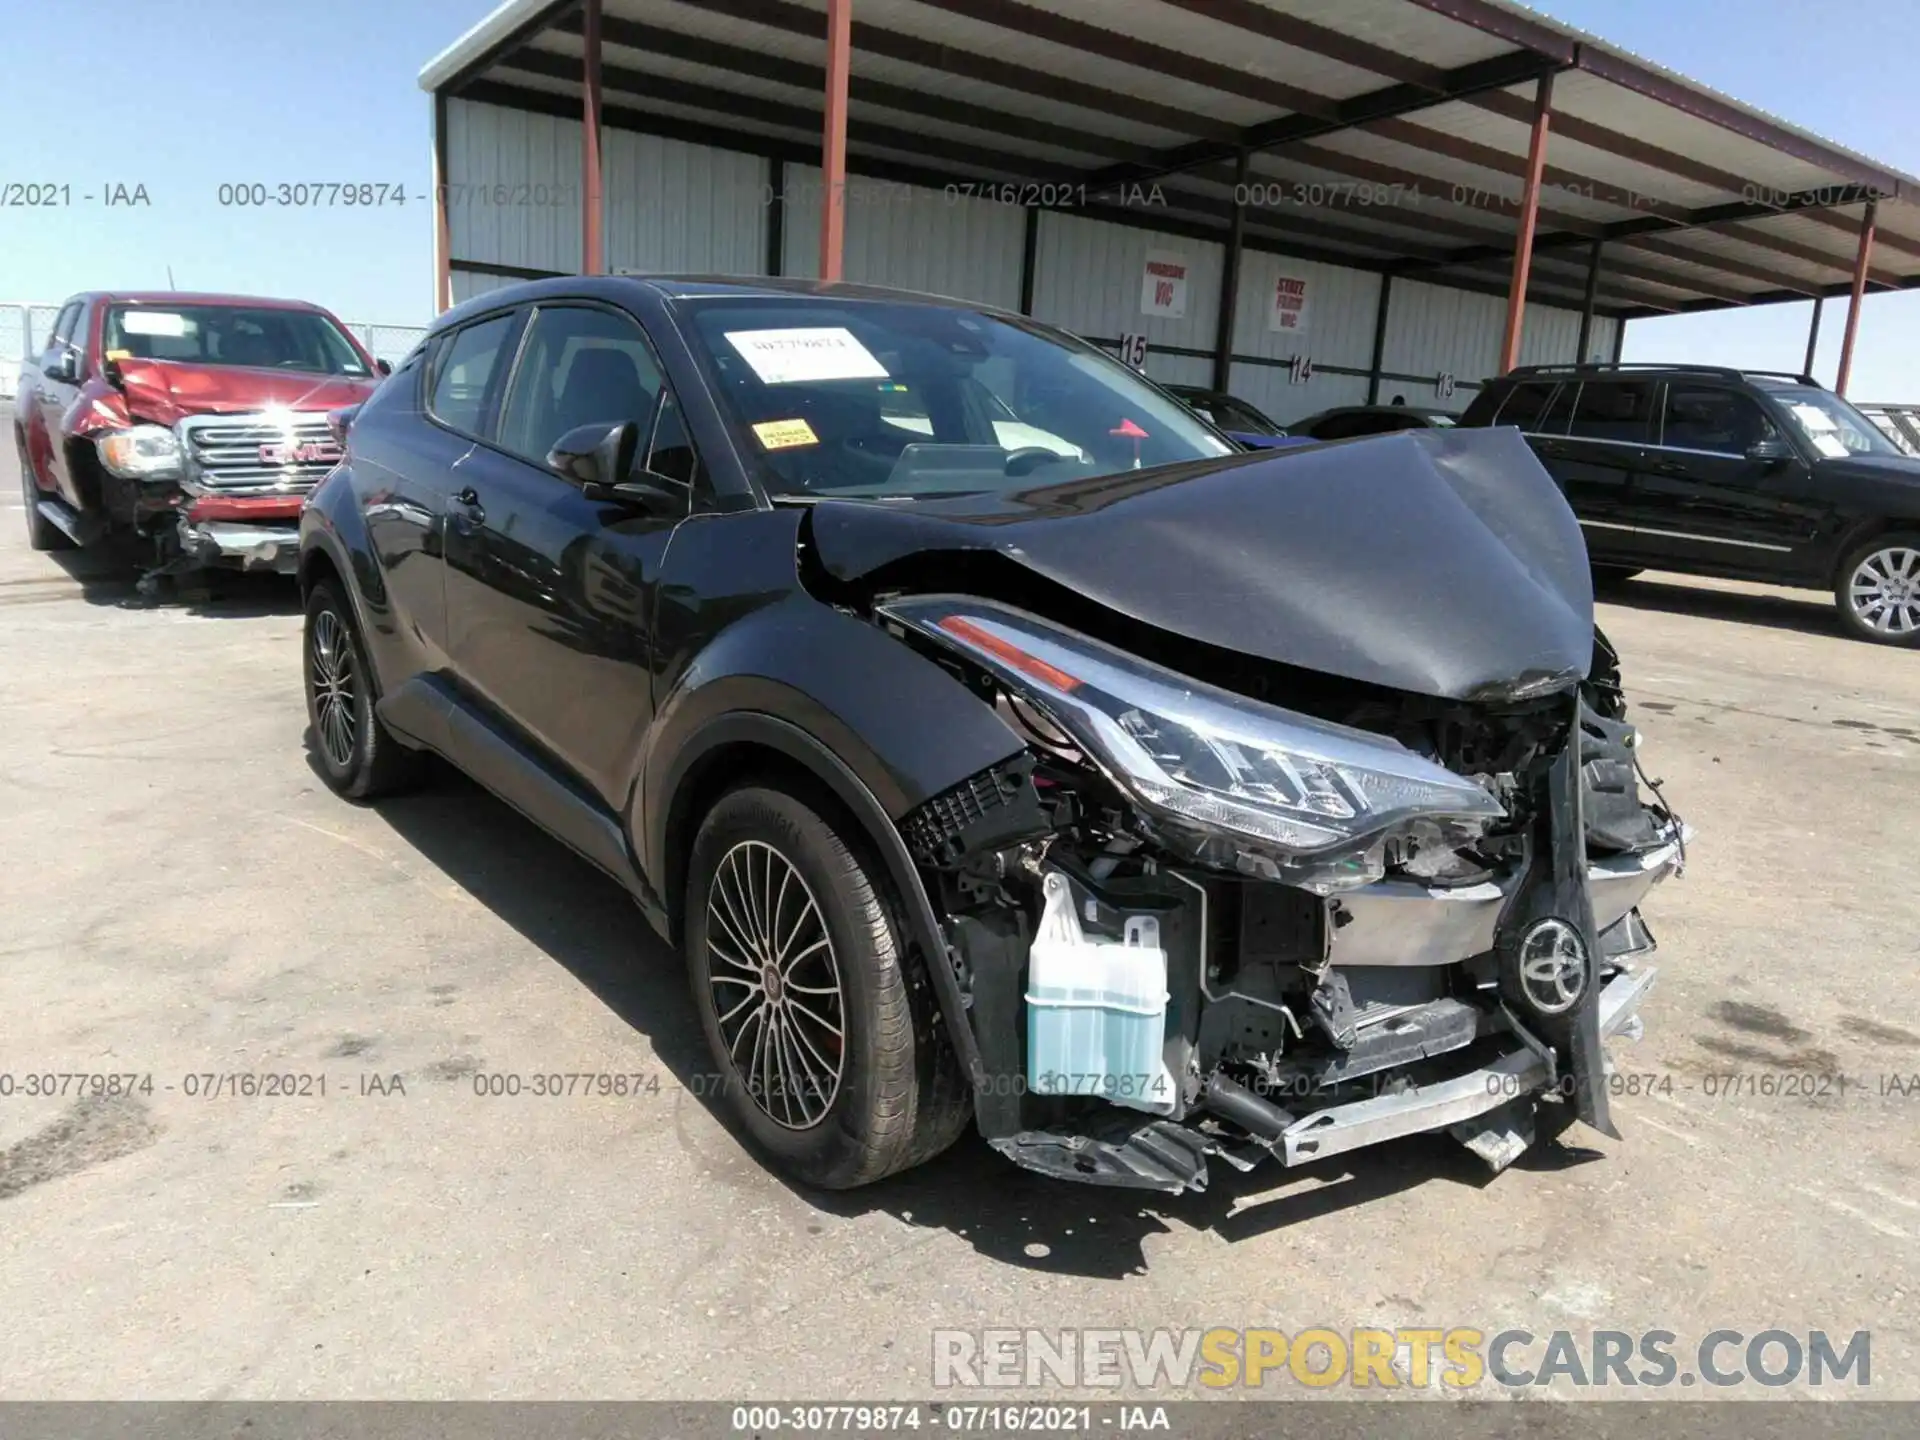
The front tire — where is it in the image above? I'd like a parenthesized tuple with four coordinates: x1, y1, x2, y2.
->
(1836, 533, 1920, 646)
(685, 785, 971, 1189)
(17, 431, 71, 552)
(303, 580, 423, 798)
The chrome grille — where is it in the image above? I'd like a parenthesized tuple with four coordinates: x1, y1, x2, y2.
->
(178, 412, 341, 496)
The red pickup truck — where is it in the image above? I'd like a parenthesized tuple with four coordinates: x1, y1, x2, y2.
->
(13, 291, 388, 584)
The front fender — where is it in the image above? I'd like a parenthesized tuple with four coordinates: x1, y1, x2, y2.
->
(640, 593, 1026, 868)
(640, 601, 1026, 1096)
(299, 467, 414, 696)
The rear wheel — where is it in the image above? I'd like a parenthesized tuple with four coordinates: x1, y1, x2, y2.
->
(17, 430, 71, 551)
(1836, 534, 1920, 646)
(303, 580, 424, 798)
(685, 785, 971, 1189)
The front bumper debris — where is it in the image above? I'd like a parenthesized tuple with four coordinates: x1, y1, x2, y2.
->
(990, 965, 1655, 1194)
(1326, 832, 1686, 968)
(178, 517, 301, 572)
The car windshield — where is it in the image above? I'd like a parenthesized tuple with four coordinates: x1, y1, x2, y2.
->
(680, 298, 1233, 498)
(102, 304, 372, 377)
(1761, 384, 1899, 458)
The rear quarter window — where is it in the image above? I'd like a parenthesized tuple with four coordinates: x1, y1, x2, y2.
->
(1489, 382, 1558, 429)
(1568, 380, 1658, 443)
(427, 313, 518, 436)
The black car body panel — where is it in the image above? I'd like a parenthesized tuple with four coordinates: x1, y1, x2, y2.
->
(300, 276, 1682, 1196)
(806, 427, 1595, 703)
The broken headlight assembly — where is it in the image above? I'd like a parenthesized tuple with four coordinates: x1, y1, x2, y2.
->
(880, 596, 1505, 891)
(95, 424, 182, 480)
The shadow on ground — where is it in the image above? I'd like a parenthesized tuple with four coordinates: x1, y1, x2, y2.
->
(39, 545, 302, 617)
(1598, 573, 1845, 642)
(353, 754, 1548, 1278)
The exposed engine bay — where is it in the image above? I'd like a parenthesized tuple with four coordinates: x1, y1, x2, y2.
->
(869, 594, 1684, 1193)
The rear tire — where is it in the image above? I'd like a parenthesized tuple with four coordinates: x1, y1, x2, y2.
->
(685, 785, 972, 1189)
(17, 431, 71, 552)
(1836, 533, 1920, 647)
(303, 580, 424, 798)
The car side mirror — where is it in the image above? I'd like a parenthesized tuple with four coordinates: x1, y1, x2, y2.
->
(375, 358, 392, 377)
(551, 420, 685, 515)
(549, 420, 639, 488)
(43, 352, 77, 384)
(1747, 436, 1794, 462)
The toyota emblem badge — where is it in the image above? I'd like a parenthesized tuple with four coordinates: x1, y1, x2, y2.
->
(1518, 918, 1589, 1016)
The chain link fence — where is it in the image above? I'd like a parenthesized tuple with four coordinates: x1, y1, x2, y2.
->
(0, 302, 428, 399)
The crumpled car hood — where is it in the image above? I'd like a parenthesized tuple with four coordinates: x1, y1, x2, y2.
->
(115, 358, 378, 427)
(806, 426, 1595, 702)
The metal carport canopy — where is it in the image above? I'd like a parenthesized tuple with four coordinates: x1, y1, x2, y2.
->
(419, 0, 1920, 383)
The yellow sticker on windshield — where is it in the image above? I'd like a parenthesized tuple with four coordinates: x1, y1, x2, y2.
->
(753, 418, 819, 450)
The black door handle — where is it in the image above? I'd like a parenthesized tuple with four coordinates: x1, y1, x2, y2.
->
(450, 486, 484, 523)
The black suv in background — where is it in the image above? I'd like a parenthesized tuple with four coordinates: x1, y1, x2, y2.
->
(1461, 363, 1920, 645)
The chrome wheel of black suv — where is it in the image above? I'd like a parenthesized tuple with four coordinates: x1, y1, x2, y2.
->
(686, 786, 970, 1189)
(1838, 534, 1920, 645)
(302, 582, 424, 798)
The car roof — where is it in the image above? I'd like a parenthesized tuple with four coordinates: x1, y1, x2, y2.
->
(1307, 404, 1451, 420)
(431, 272, 1029, 334)
(1500, 364, 1822, 387)
(82, 291, 332, 311)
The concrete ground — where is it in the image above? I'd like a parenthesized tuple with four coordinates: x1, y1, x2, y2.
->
(2, 413, 1916, 1402)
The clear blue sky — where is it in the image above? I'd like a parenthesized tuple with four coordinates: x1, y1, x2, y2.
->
(5, 0, 1919, 396)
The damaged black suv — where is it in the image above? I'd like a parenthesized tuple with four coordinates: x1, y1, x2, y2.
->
(299, 276, 1684, 1193)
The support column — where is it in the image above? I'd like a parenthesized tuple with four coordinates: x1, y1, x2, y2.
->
(582, 0, 604, 275)
(1611, 318, 1626, 364)
(766, 158, 786, 276)
(1366, 274, 1393, 403)
(1018, 206, 1040, 315)
(1802, 296, 1823, 380)
(1836, 200, 1877, 396)
(1498, 72, 1555, 375)
(820, 0, 853, 282)
(432, 92, 452, 313)
(1211, 149, 1250, 394)
(1576, 238, 1602, 363)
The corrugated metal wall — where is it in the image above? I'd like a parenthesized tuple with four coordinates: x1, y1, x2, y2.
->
(1029, 211, 1223, 360)
(1380, 279, 1618, 406)
(604, 128, 768, 276)
(1227, 250, 1380, 424)
(779, 165, 1026, 310)
(450, 270, 525, 306)
(443, 98, 1617, 401)
(445, 98, 581, 275)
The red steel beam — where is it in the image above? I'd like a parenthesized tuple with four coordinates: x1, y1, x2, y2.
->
(1499, 73, 1554, 374)
(820, 0, 852, 281)
(582, 0, 605, 275)
(432, 92, 452, 313)
(1836, 200, 1878, 396)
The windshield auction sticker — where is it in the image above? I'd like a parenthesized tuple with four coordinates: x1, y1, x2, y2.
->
(751, 418, 819, 450)
(119, 310, 189, 336)
(724, 327, 888, 385)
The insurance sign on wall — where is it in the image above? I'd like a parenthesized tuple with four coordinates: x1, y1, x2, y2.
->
(1140, 250, 1190, 318)
(1268, 274, 1310, 335)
